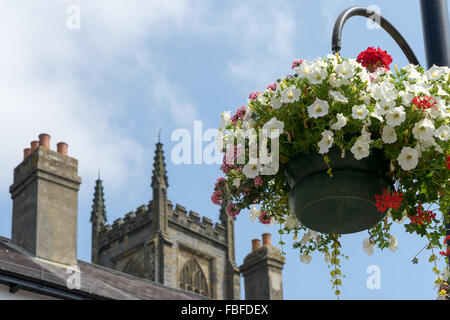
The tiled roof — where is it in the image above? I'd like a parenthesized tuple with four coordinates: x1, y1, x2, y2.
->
(0, 236, 206, 300)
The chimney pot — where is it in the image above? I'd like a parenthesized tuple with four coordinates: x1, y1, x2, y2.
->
(30, 141, 39, 152)
(23, 148, 31, 159)
(262, 233, 272, 246)
(252, 239, 261, 251)
(57, 142, 68, 156)
(38, 133, 50, 149)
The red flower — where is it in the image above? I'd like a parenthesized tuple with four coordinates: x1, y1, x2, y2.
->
(357, 47, 393, 72)
(445, 155, 450, 170)
(374, 188, 403, 213)
(439, 248, 450, 257)
(411, 95, 438, 111)
(409, 204, 436, 225)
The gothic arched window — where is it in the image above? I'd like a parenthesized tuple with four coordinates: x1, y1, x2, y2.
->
(122, 258, 145, 278)
(179, 258, 209, 297)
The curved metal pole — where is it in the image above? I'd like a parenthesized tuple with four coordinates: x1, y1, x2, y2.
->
(332, 6, 420, 66)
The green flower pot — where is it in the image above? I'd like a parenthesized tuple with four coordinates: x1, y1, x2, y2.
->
(284, 146, 392, 234)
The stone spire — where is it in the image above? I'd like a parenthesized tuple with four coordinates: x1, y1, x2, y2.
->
(91, 175, 107, 228)
(151, 142, 168, 189)
(151, 142, 168, 233)
(91, 174, 106, 264)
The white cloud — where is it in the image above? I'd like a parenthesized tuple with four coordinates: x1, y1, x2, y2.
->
(0, 0, 209, 190)
(224, 2, 298, 86)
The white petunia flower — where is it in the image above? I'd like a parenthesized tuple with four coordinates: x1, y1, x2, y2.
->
(300, 253, 312, 264)
(335, 61, 355, 80)
(281, 86, 301, 103)
(443, 268, 450, 281)
(351, 140, 370, 160)
(270, 95, 283, 109)
(307, 98, 329, 118)
(318, 130, 334, 154)
(362, 238, 374, 255)
(388, 235, 398, 253)
(295, 60, 313, 77)
(330, 113, 347, 130)
(377, 98, 396, 115)
(426, 65, 447, 80)
(434, 124, 449, 141)
(250, 206, 260, 222)
(219, 110, 232, 131)
(324, 251, 331, 264)
(371, 82, 396, 101)
(328, 73, 347, 88)
(329, 90, 348, 103)
(285, 215, 300, 230)
(382, 125, 397, 144)
(262, 117, 284, 138)
(257, 93, 270, 105)
(360, 126, 372, 143)
(404, 64, 422, 80)
(243, 162, 261, 179)
(385, 106, 406, 127)
(399, 91, 414, 105)
(413, 118, 435, 142)
(397, 147, 419, 170)
(300, 230, 318, 244)
(232, 178, 241, 188)
(307, 67, 328, 84)
(352, 105, 369, 120)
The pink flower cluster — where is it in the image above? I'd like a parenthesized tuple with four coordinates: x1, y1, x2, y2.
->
(248, 91, 261, 101)
(211, 178, 227, 206)
(226, 203, 240, 217)
(221, 145, 244, 173)
(266, 82, 277, 91)
(258, 211, 272, 224)
(291, 59, 303, 69)
(231, 106, 247, 125)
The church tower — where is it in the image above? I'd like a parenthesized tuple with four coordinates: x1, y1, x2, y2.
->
(90, 142, 240, 299)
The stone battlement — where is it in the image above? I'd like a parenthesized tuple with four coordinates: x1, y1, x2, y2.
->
(98, 202, 152, 246)
(97, 199, 227, 246)
(168, 201, 227, 244)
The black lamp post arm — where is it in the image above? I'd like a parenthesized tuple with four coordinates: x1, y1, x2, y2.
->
(332, 6, 420, 66)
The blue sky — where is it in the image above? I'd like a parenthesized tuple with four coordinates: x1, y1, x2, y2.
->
(0, 0, 448, 299)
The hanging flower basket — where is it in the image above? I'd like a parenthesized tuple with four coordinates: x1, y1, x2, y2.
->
(212, 47, 450, 298)
(284, 146, 392, 234)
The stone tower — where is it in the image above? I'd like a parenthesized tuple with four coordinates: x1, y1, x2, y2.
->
(240, 233, 285, 300)
(91, 142, 240, 299)
(9, 134, 81, 266)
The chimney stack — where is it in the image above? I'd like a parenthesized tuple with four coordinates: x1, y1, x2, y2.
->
(252, 239, 261, 251)
(57, 142, 68, 156)
(240, 233, 285, 300)
(10, 134, 81, 265)
(23, 148, 31, 160)
(262, 233, 272, 246)
(38, 133, 50, 149)
(30, 141, 39, 152)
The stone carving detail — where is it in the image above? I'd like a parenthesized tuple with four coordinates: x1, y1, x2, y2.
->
(123, 257, 145, 278)
(179, 257, 209, 297)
